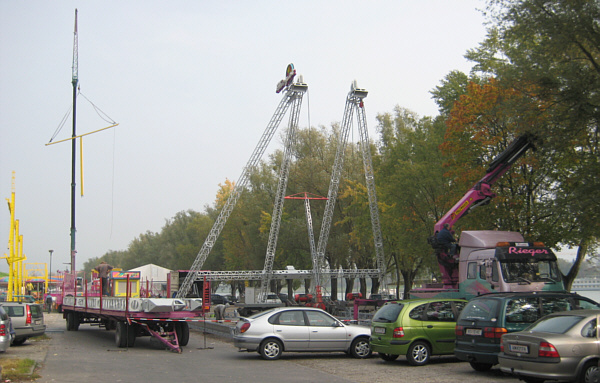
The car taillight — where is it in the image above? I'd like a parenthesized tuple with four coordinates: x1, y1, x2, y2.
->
(240, 322, 251, 333)
(392, 327, 404, 338)
(483, 327, 507, 338)
(0, 324, 5, 336)
(455, 325, 464, 336)
(26, 306, 32, 325)
(539, 342, 560, 358)
(500, 339, 504, 352)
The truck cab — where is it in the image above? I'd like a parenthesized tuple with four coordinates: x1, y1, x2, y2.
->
(457, 231, 564, 298)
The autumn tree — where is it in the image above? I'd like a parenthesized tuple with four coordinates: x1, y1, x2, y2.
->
(467, 0, 600, 288)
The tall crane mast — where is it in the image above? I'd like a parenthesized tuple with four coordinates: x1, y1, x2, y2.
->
(257, 90, 306, 300)
(315, 81, 386, 289)
(176, 65, 307, 299)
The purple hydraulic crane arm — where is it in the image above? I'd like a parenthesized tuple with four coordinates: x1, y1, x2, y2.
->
(433, 134, 536, 234)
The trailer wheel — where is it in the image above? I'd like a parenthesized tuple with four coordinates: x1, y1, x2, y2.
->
(115, 321, 135, 347)
(175, 322, 190, 347)
(72, 312, 80, 331)
(66, 312, 77, 331)
(127, 323, 136, 347)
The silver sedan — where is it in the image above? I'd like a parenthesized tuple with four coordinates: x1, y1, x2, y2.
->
(233, 307, 372, 360)
(498, 309, 600, 383)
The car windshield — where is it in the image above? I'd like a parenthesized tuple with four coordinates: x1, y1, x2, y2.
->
(500, 260, 562, 283)
(372, 303, 403, 323)
(460, 298, 499, 321)
(527, 315, 584, 334)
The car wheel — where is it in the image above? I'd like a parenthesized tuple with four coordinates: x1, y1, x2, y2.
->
(580, 360, 599, 383)
(469, 361, 493, 372)
(378, 353, 399, 362)
(350, 337, 372, 359)
(406, 341, 430, 366)
(259, 338, 283, 360)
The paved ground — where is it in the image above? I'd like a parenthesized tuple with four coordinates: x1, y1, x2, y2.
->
(3, 312, 527, 383)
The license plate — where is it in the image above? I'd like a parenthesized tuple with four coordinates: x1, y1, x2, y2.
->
(374, 327, 386, 334)
(509, 344, 529, 353)
(466, 328, 482, 336)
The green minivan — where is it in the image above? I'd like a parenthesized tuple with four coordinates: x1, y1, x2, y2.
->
(370, 298, 467, 366)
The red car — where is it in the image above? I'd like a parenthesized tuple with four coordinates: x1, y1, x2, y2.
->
(294, 293, 313, 303)
(346, 292, 363, 301)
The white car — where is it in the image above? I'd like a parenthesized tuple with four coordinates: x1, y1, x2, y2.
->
(233, 307, 372, 360)
(264, 294, 281, 304)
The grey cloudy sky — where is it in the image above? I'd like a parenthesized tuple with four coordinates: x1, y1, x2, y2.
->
(0, 1, 489, 274)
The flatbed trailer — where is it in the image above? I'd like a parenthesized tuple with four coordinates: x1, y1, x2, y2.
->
(61, 272, 206, 353)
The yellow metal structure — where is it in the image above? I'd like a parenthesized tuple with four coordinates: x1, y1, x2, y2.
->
(45, 123, 118, 196)
(24, 263, 48, 302)
(2, 172, 27, 301)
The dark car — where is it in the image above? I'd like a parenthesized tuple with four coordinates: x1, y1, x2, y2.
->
(211, 294, 230, 305)
(454, 291, 600, 372)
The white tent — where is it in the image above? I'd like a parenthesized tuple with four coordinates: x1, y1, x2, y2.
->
(130, 263, 170, 282)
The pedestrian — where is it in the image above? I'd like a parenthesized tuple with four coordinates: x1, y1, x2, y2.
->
(214, 303, 227, 320)
(96, 261, 114, 296)
(45, 294, 53, 313)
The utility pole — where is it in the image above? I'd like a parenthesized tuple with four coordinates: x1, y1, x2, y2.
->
(70, 9, 78, 273)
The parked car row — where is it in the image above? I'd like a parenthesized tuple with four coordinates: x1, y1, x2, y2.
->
(232, 291, 600, 383)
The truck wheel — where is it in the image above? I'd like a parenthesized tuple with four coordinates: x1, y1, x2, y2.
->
(175, 322, 190, 347)
(115, 321, 128, 348)
(259, 338, 283, 360)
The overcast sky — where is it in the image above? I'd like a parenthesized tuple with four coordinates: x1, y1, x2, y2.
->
(0, 1, 492, 274)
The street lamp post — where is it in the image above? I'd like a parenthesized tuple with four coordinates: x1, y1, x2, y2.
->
(48, 250, 54, 279)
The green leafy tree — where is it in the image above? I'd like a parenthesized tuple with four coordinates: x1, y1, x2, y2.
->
(376, 107, 447, 297)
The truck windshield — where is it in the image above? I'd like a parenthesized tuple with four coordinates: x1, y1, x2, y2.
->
(500, 260, 562, 283)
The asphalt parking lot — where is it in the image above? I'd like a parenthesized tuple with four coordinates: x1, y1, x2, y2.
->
(9, 312, 527, 383)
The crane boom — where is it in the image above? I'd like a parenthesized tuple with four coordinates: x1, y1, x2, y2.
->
(433, 134, 536, 233)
